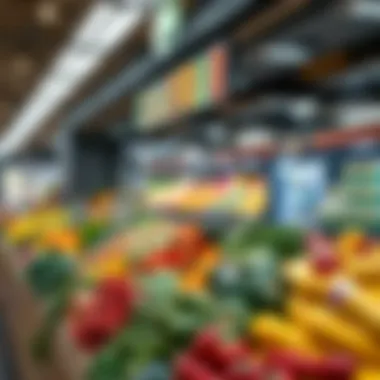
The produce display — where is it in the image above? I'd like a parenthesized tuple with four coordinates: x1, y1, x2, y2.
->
(145, 176, 268, 217)
(3, 192, 117, 270)
(3, 192, 380, 379)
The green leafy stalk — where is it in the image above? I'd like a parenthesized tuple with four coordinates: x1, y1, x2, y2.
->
(31, 284, 74, 362)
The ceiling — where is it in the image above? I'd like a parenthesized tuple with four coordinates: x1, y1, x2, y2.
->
(26, 19, 149, 151)
(1, 0, 253, 154)
(4, 0, 380, 155)
(0, 0, 92, 134)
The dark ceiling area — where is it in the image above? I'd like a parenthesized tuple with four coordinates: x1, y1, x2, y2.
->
(2, 0, 380, 155)
(0, 0, 92, 131)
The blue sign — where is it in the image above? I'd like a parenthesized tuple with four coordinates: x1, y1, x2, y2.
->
(272, 155, 327, 228)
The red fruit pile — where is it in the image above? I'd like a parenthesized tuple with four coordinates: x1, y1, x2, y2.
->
(174, 328, 262, 380)
(69, 278, 135, 352)
(174, 329, 355, 380)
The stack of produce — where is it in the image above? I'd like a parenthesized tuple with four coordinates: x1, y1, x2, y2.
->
(145, 176, 268, 218)
(81, 219, 206, 283)
(83, 226, 380, 379)
(174, 326, 259, 380)
(16, 212, 213, 368)
(81, 223, 304, 380)
(250, 230, 380, 379)
(3, 192, 118, 271)
(4, 206, 71, 249)
(7, 190, 380, 379)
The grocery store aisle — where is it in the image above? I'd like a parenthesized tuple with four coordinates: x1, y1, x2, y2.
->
(0, 313, 18, 380)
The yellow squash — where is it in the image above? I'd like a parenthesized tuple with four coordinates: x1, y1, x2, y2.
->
(345, 254, 380, 284)
(250, 313, 319, 355)
(355, 366, 380, 380)
(326, 279, 380, 336)
(288, 298, 380, 362)
(284, 259, 334, 298)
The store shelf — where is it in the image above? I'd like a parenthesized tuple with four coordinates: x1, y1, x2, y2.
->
(64, 0, 358, 133)
(62, 0, 264, 132)
(233, 0, 380, 94)
(124, 1, 380, 137)
(320, 59, 380, 100)
(313, 123, 380, 149)
(136, 123, 380, 181)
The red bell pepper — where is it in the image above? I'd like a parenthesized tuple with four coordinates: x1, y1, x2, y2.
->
(174, 354, 221, 380)
(70, 308, 113, 351)
(69, 278, 135, 352)
(190, 328, 255, 376)
(190, 328, 226, 372)
(311, 252, 339, 275)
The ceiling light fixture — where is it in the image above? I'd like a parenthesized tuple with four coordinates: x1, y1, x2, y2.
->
(0, 1, 146, 158)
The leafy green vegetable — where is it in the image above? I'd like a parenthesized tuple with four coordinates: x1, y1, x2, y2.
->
(31, 284, 74, 362)
(223, 223, 303, 260)
(240, 249, 284, 310)
(26, 253, 75, 298)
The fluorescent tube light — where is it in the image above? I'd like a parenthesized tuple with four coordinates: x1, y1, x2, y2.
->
(0, 1, 145, 158)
